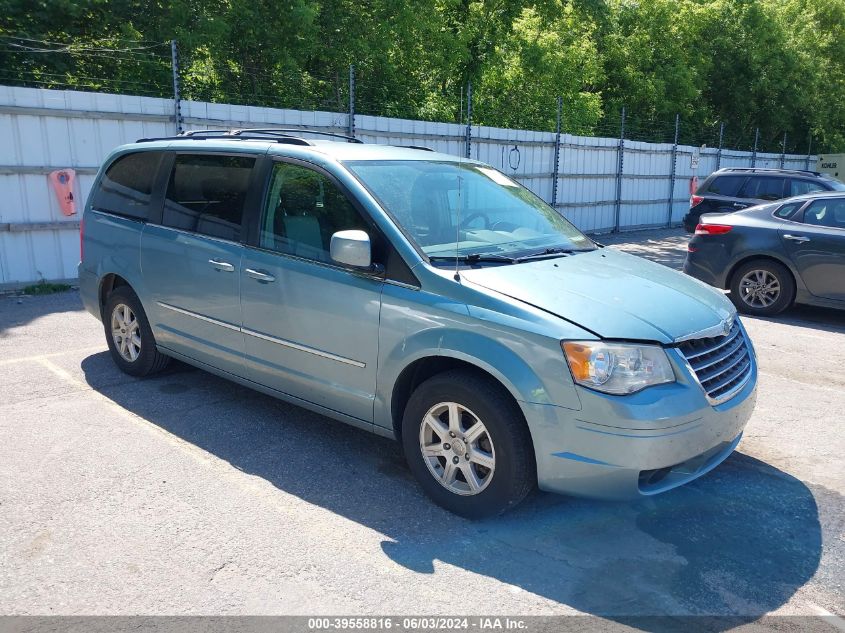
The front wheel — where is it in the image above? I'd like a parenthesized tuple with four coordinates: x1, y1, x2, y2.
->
(401, 370, 535, 518)
(729, 260, 795, 316)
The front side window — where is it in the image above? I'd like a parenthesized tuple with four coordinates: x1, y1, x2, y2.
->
(802, 199, 845, 229)
(92, 151, 162, 220)
(260, 162, 369, 262)
(739, 177, 786, 201)
(344, 160, 594, 261)
(162, 154, 255, 241)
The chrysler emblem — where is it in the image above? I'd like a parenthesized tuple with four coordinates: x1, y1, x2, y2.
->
(723, 318, 733, 336)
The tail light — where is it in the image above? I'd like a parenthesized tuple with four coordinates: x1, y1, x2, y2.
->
(690, 195, 704, 208)
(695, 223, 732, 235)
(79, 216, 84, 262)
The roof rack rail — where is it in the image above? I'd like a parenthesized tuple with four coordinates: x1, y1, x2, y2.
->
(718, 166, 821, 177)
(393, 145, 435, 152)
(137, 127, 364, 146)
(136, 133, 313, 146)
(229, 128, 363, 143)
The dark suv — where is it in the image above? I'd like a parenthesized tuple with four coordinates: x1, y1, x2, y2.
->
(683, 167, 845, 232)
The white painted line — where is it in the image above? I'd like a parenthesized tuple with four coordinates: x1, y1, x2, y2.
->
(36, 357, 217, 467)
(759, 371, 845, 395)
(33, 357, 301, 516)
(0, 346, 105, 367)
(808, 603, 845, 632)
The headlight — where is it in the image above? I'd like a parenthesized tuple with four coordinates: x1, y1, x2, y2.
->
(561, 341, 675, 395)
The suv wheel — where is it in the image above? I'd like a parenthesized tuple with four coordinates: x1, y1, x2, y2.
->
(104, 286, 170, 376)
(729, 260, 794, 316)
(401, 369, 535, 518)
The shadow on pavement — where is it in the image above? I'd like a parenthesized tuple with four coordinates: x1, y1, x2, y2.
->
(747, 303, 845, 336)
(81, 351, 825, 627)
(0, 289, 84, 335)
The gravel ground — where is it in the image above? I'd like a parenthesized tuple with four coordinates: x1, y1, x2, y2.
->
(0, 229, 843, 626)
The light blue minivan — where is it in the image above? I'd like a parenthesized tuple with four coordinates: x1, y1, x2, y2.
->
(78, 129, 757, 517)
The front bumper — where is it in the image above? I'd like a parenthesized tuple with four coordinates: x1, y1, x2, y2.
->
(521, 346, 757, 500)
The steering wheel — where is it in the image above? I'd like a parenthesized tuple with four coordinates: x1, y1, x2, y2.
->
(460, 212, 491, 230)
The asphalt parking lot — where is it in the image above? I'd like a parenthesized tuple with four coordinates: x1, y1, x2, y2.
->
(1, 228, 843, 625)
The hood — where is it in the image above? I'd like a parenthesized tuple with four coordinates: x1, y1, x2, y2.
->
(461, 248, 735, 343)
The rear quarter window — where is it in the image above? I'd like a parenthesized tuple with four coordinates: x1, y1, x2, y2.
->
(91, 151, 163, 220)
(773, 201, 804, 219)
(702, 175, 746, 197)
(790, 179, 827, 196)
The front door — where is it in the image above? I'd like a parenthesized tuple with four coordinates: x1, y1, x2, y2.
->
(240, 160, 383, 422)
(141, 153, 257, 374)
(781, 198, 845, 301)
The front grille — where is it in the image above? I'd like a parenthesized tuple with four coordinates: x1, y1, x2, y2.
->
(678, 321, 752, 404)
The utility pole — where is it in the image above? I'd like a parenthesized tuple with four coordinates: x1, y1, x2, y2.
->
(464, 82, 473, 159)
(613, 107, 626, 233)
(551, 96, 562, 208)
(667, 114, 679, 227)
(751, 127, 759, 167)
(716, 122, 724, 170)
(806, 136, 813, 171)
(348, 64, 356, 139)
(170, 40, 183, 134)
(780, 132, 787, 169)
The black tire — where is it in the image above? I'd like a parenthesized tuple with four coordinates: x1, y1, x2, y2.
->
(729, 259, 795, 316)
(103, 285, 170, 376)
(401, 369, 535, 519)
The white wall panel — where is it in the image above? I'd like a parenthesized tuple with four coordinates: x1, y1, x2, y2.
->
(0, 85, 818, 285)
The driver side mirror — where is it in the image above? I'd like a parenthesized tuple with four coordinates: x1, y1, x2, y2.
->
(330, 230, 372, 269)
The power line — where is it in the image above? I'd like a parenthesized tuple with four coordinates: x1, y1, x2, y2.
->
(0, 35, 170, 52)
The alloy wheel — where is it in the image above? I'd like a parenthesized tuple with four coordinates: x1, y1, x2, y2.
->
(110, 303, 141, 362)
(738, 269, 781, 309)
(419, 402, 496, 496)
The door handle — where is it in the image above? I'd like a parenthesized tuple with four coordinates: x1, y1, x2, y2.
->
(245, 268, 276, 283)
(732, 202, 748, 208)
(783, 234, 810, 243)
(209, 259, 235, 272)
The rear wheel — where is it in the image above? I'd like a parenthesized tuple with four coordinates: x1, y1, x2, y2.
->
(729, 260, 794, 316)
(103, 286, 170, 376)
(401, 369, 535, 518)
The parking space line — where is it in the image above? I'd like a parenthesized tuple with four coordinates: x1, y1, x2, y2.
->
(0, 346, 105, 367)
(808, 604, 845, 631)
(35, 357, 219, 468)
(32, 357, 301, 515)
(759, 371, 845, 395)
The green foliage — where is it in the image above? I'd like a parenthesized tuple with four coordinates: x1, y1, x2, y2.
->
(20, 281, 72, 295)
(1, 0, 843, 151)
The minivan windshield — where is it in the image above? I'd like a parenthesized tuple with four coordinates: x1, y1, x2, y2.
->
(344, 160, 595, 262)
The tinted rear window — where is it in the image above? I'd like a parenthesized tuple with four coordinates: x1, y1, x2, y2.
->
(162, 154, 255, 241)
(91, 151, 162, 220)
(702, 175, 746, 196)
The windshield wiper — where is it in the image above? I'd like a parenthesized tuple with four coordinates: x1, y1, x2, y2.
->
(428, 253, 518, 264)
(513, 246, 578, 262)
